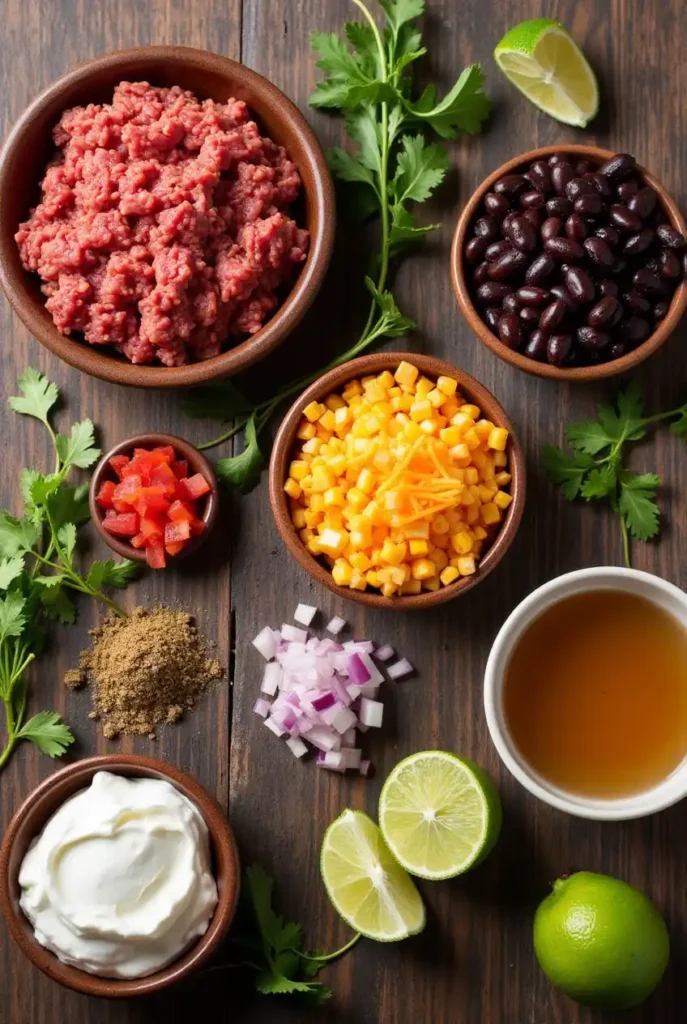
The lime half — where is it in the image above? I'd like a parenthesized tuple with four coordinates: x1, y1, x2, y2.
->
(379, 751, 502, 880)
(320, 809, 425, 942)
(494, 19, 599, 127)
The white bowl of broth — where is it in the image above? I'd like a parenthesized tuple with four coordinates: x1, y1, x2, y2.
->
(484, 568, 687, 820)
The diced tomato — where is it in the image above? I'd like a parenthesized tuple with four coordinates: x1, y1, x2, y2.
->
(112, 474, 143, 512)
(165, 540, 185, 556)
(189, 517, 206, 537)
(150, 462, 178, 496)
(167, 499, 195, 524)
(108, 454, 130, 479)
(171, 459, 189, 480)
(178, 473, 211, 500)
(105, 507, 118, 518)
(102, 512, 139, 537)
(140, 514, 166, 538)
(164, 520, 191, 546)
(133, 487, 171, 516)
(96, 480, 116, 508)
(145, 536, 166, 570)
(153, 445, 176, 463)
(130, 533, 147, 549)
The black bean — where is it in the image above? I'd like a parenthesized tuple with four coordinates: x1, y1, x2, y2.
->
(541, 217, 562, 242)
(575, 159, 595, 176)
(607, 341, 626, 360)
(565, 177, 597, 202)
(494, 174, 530, 197)
(544, 236, 585, 262)
(547, 334, 573, 366)
(598, 153, 637, 180)
(546, 196, 573, 218)
(485, 240, 512, 262)
(584, 172, 612, 197)
(506, 215, 538, 253)
(551, 162, 575, 196)
(653, 300, 670, 321)
(584, 237, 615, 268)
(484, 192, 511, 218)
(487, 249, 529, 280)
(473, 261, 490, 285)
(588, 296, 621, 328)
(627, 187, 658, 219)
(595, 225, 620, 248)
(474, 215, 501, 241)
(502, 293, 522, 314)
(598, 279, 619, 298)
(520, 190, 546, 210)
(574, 193, 603, 217)
(616, 179, 640, 201)
(565, 214, 588, 243)
(623, 228, 655, 255)
(660, 249, 682, 280)
(565, 266, 595, 303)
(623, 289, 651, 315)
(484, 307, 502, 331)
(577, 326, 610, 350)
(465, 237, 487, 264)
(528, 160, 553, 193)
(498, 312, 522, 348)
(520, 306, 541, 327)
(516, 286, 550, 307)
(656, 224, 686, 250)
(501, 211, 519, 238)
(476, 282, 512, 305)
(524, 330, 549, 361)
(633, 268, 668, 296)
(539, 299, 567, 333)
(549, 284, 579, 311)
(617, 316, 651, 345)
(523, 208, 543, 231)
(611, 257, 628, 277)
(548, 153, 570, 166)
(609, 205, 644, 233)
(525, 253, 556, 285)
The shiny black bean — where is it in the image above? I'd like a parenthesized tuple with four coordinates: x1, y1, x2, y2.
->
(595, 225, 620, 248)
(577, 326, 610, 350)
(487, 249, 529, 280)
(656, 224, 686, 250)
(474, 215, 501, 241)
(598, 153, 637, 180)
(501, 212, 519, 238)
(506, 215, 538, 253)
(633, 268, 668, 296)
(541, 216, 562, 242)
(548, 153, 570, 166)
(549, 284, 579, 311)
(465, 237, 487, 264)
(484, 307, 502, 331)
(524, 330, 549, 361)
(588, 296, 621, 328)
(617, 316, 651, 345)
(583, 237, 615, 268)
(660, 249, 682, 280)
(520, 190, 546, 210)
(473, 261, 490, 285)
(528, 160, 553, 193)
(565, 214, 588, 243)
(623, 228, 655, 255)
(476, 282, 512, 305)
(584, 172, 612, 197)
(494, 174, 530, 197)
(565, 266, 595, 303)
(502, 293, 522, 314)
(574, 193, 603, 217)
(523, 208, 543, 231)
(539, 299, 567, 333)
(565, 177, 597, 202)
(485, 240, 512, 262)
(525, 253, 556, 285)
(623, 289, 651, 315)
(544, 236, 585, 262)
(609, 205, 644, 233)
(551, 162, 575, 196)
(547, 333, 573, 366)
(484, 192, 511, 218)
(546, 197, 573, 218)
(616, 179, 640, 201)
(611, 257, 628, 276)
(653, 300, 670, 321)
(607, 341, 626, 360)
(520, 306, 541, 327)
(575, 159, 595, 176)
(627, 187, 658, 219)
(516, 286, 550, 307)
(498, 312, 522, 348)
(598, 279, 619, 298)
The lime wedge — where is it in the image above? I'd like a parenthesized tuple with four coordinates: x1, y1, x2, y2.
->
(378, 751, 502, 880)
(494, 19, 599, 127)
(320, 809, 425, 941)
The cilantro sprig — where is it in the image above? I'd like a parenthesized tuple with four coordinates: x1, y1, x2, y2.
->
(184, 0, 488, 491)
(543, 381, 687, 566)
(0, 370, 139, 771)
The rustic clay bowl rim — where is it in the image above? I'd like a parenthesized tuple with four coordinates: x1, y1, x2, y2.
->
(0, 754, 240, 998)
(268, 352, 526, 610)
(0, 45, 336, 388)
(88, 432, 219, 562)
(451, 144, 687, 382)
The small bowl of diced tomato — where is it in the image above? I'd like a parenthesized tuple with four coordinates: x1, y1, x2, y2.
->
(89, 433, 219, 569)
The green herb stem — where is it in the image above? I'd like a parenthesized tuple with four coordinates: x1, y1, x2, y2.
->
(293, 932, 362, 963)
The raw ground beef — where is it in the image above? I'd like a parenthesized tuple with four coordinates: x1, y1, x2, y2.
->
(16, 81, 309, 366)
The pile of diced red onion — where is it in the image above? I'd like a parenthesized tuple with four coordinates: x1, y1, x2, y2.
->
(252, 604, 413, 775)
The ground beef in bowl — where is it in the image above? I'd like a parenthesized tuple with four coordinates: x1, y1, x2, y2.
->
(15, 81, 309, 366)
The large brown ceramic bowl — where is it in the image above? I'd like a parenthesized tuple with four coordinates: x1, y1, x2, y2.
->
(451, 144, 687, 381)
(0, 46, 335, 388)
(0, 755, 240, 997)
(269, 352, 526, 610)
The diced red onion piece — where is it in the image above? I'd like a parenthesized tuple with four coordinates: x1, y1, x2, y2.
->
(359, 697, 383, 728)
(331, 706, 357, 734)
(346, 683, 362, 700)
(252, 626, 277, 661)
(318, 751, 345, 772)
(346, 653, 372, 685)
(261, 662, 282, 696)
(341, 727, 357, 747)
(307, 727, 341, 752)
(294, 603, 318, 627)
(387, 658, 413, 680)
(326, 616, 347, 635)
(253, 699, 271, 719)
(357, 683, 380, 698)
(341, 748, 362, 770)
(343, 640, 375, 655)
(264, 717, 287, 738)
(359, 759, 371, 776)
(281, 624, 308, 643)
(286, 735, 308, 758)
(358, 653, 384, 685)
(311, 691, 337, 712)
(331, 676, 352, 707)
(321, 702, 345, 726)
(375, 644, 395, 662)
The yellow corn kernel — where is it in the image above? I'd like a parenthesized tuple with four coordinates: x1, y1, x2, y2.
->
(323, 486, 345, 508)
(302, 438, 321, 456)
(346, 487, 368, 510)
(451, 531, 473, 555)
(477, 484, 496, 503)
(372, 524, 390, 545)
(495, 471, 512, 487)
(440, 426, 461, 447)
(431, 514, 450, 535)
(342, 379, 363, 400)
(481, 502, 501, 525)
(494, 450, 508, 468)
(332, 559, 353, 586)
(457, 556, 476, 576)
(464, 427, 481, 450)
(334, 406, 352, 432)
(451, 412, 474, 434)
(394, 360, 419, 387)
(423, 577, 441, 592)
(379, 538, 403, 564)
(427, 388, 445, 409)
(408, 538, 429, 557)
(440, 565, 460, 586)
(387, 385, 402, 398)
(474, 419, 495, 440)
(323, 394, 345, 412)
(318, 528, 349, 557)
(349, 529, 372, 551)
(416, 377, 434, 398)
(430, 548, 449, 571)
(311, 467, 335, 493)
(284, 478, 302, 500)
(440, 397, 460, 420)
(350, 570, 367, 592)
(488, 427, 509, 451)
(411, 558, 436, 580)
(328, 454, 347, 476)
(304, 509, 322, 529)
(357, 468, 376, 494)
(367, 570, 383, 589)
(459, 404, 481, 420)
(310, 493, 325, 513)
(465, 503, 480, 525)
(437, 375, 458, 397)
(292, 508, 307, 530)
(401, 579, 423, 595)
(306, 536, 322, 555)
(289, 460, 309, 481)
(324, 508, 344, 530)
(472, 525, 488, 540)
(494, 490, 513, 510)
(404, 521, 431, 540)
(350, 551, 372, 573)
(449, 443, 472, 468)
(480, 459, 496, 482)
(420, 419, 438, 435)
(296, 421, 317, 441)
(409, 399, 432, 422)
(303, 400, 325, 422)
(317, 409, 335, 433)
(464, 467, 479, 485)
(432, 533, 450, 550)
(403, 420, 423, 442)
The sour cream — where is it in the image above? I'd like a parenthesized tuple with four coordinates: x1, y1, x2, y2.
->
(18, 771, 218, 979)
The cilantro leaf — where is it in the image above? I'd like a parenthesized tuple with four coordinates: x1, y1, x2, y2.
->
(389, 207, 440, 255)
(405, 64, 490, 137)
(379, 0, 425, 34)
(344, 21, 380, 77)
(45, 483, 90, 529)
(327, 146, 377, 189)
(55, 419, 100, 471)
(542, 445, 596, 501)
(86, 558, 139, 590)
(365, 278, 416, 337)
(21, 469, 45, 525)
(619, 472, 661, 541)
(0, 592, 26, 643)
(580, 465, 617, 500)
(0, 513, 40, 558)
(345, 108, 382, 174)
(57, 523, 77, 561)
(392, 134, 448, 204)
(217, 415, 265, 493)
(566, 420, 615, 455)
(183, 380, 254, 421)
(309, 32, 384, 109)
(245, 865, 294, 952)
(670, 406, 687, 439)
(9, 368, 59, 427)
(17, 710, 74, 758)
(38, 584, 76, 625)
(0, 556, 25, 590)
(256, 973, 332, 1002)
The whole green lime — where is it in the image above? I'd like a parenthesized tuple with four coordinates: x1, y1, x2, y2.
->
(533, 872, 670, 1010)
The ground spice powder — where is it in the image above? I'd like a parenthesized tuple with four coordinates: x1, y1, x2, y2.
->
(71, 606, 223, 738)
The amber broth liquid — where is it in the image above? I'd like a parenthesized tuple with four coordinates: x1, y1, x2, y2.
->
(503, 590, 687, 798)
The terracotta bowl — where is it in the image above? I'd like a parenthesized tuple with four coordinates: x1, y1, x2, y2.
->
(269, 352, 526, 610)
(0, 46, 335, 388)
(0, 754, 240, 997)
(451, 144, 687, 381)
(89, 432, 219, 562)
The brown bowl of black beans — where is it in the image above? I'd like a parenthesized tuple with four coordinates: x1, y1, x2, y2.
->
(451, 145, 687, 380)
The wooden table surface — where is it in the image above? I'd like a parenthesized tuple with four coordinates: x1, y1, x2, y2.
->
(1, 1, 686, 1022)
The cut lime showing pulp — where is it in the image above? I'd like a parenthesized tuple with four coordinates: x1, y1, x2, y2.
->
(494, 19, 599, 127)
(379, 751, 502, 880)
(320, 809, 425, 942)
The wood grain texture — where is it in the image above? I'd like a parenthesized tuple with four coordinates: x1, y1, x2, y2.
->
(1, 1, 686, 1022)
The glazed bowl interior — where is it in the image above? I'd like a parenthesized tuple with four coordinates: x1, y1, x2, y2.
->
(451, 144, 687, 382)
(0, 755, 239, 997)
(0, 46, 335, 388)
(269, 352, 526, 610)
